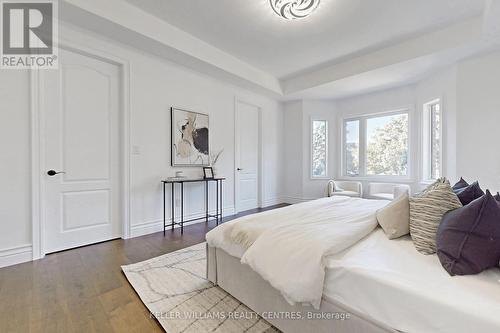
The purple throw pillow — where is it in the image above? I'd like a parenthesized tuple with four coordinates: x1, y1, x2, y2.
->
(495, 192, 500, 202)
(437, 190, 500, 276)
(456, 181, 485, 206)
(452, 177, 469, 193)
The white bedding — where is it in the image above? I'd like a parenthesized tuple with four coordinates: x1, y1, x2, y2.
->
(324, 228, 500, 333)
(206, 196, 389, 309)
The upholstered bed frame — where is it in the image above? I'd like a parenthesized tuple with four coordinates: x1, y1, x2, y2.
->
(206, 245, 399, 333)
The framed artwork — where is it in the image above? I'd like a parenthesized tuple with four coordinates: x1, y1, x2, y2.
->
(171, 107, 209, 166)
(203, 167, 214, 179)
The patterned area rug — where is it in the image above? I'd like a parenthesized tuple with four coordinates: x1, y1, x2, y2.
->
(122, 243, 279, 333)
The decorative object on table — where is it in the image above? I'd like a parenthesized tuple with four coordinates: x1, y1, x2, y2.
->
(166, 171, 186, 181)
(166, 176, 186, 181)
(171, 107, 209, 166)
(203, 167, 214, 179)
(121, 243, 278, 333)
(209, 148, 223, 175)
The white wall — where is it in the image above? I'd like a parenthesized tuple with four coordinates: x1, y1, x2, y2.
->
(0, 23, 284, 267)
(66, 26, 285, 236)
(283, 85, 420, 201)
(301, 100, 337, 199)
(125, 41, 284, 236)
(456, 51, 500, 192)
(282, 100, 336, 202)
(332, 67, 458, 194)
(3, 22, 500, 268)
(334, 85, 418, 194)
(283, 101, 303, 202)
(282, 52, 500, 201)
(0, 71, 32, 257)
(415, 66, 458, 183)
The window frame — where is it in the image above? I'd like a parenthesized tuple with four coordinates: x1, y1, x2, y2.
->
(340, 108, 412, 181)
(310, 118, 329, 179)
(343, 119, 361, 177)
(421, 99, 443, 183)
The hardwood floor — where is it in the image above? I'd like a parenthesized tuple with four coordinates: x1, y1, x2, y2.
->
(0, 204, 288, 333)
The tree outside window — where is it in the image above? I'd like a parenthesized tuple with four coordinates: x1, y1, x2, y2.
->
(344, 111, 409, 177)
(366, 114, 408, 176)
(312, 120, 328, 178)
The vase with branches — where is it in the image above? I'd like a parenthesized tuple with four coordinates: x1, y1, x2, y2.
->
(209, 149, 223, 175)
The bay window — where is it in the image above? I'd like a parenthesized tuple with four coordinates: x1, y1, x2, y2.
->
(311, 119, 328, 178)
(422, 100, 442, 181)
(343, 111, 409, 177)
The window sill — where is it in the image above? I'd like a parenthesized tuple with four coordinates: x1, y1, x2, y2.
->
(310, 177, 330, 181)
(337, 176, 414, 184)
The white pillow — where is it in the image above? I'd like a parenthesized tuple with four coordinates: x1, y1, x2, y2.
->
(377, 192, 410, 239)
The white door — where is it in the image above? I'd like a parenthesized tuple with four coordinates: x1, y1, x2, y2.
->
(41, 48, 121, 254)
(235, 101, 260, 212)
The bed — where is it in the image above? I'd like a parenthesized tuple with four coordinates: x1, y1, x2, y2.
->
(205, 196, 500, 333)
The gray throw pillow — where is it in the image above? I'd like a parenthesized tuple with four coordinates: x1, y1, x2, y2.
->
(456, 181, 485, 206)
(452, 177, 469, 193)
(437, 190, 500, 276)
(410, 179, 463, 255)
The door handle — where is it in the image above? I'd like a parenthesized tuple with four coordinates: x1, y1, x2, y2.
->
(237, 168, 243, 171)
(47, 170, 65, 176)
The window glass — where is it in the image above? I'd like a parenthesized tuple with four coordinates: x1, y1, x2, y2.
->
(366, 114, 409, 176)
(345, 120, 360, 176)
(312, 120, 328, 178)
(430, 103, 441, 179)
(343, 112, 409, 177)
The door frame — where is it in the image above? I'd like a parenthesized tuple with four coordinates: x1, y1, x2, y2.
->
(234, 97, 263, 213)
(30, 38, 131, 260)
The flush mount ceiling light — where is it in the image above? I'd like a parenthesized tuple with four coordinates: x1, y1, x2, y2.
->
(269, 0, 321, 20)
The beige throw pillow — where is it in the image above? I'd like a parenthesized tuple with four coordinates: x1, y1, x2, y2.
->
(377, 192, 410, 239)
(409, 179, 462, 255)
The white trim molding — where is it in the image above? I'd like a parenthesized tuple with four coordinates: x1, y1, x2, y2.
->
(30, 33, 132, 259)
(30, 70, 43, 260)
(0, 245, 33, 269)
(234, 97, 263, 214)
(130, 207, 236, 238)
(310, 117, 329, 180)
(261, 197, 285, 208)
(421, 98, 444, 183)
(281, 196, 314, 204)
(338, 106, 415, 182)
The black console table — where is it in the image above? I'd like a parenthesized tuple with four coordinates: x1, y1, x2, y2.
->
(162, 178, 225, 235)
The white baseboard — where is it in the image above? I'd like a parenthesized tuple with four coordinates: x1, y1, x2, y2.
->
(260, 197, 286, 207)
(131, 206, 236, 238)
(281, 196, 314, 204)
(0, 244, 33, 269)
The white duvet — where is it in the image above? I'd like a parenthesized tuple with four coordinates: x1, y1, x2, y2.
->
(206, 196, 389, 309)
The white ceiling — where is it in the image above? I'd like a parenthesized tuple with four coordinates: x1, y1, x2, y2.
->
(123, 0, 485, 79)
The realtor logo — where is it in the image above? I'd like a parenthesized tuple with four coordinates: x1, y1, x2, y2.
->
(1, 0, 58, 69)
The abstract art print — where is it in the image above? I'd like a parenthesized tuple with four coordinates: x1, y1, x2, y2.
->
(171, 107, 209, 166)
